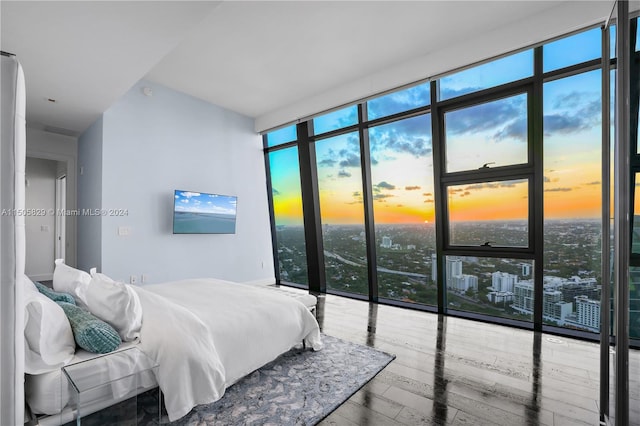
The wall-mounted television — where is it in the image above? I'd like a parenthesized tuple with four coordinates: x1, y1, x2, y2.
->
(173, 190, 237, 234)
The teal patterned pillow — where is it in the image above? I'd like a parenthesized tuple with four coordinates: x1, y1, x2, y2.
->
(34, 281, 76, 305)
(56, 302, 121, 354)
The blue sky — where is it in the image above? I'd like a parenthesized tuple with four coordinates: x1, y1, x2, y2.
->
(174, 191, 237, 215)
(268, 25, 610, 222)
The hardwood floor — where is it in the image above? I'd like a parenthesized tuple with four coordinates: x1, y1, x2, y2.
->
(302, 292, 637, 426)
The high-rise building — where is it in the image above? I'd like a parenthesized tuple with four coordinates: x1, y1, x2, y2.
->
(381, 236, 392, 248)
(431, 253, 437, 283)
(487, 291, 514, 304)
(513, 281, 534, 313)
(575, 296, 601, 331)
(446, 256, 462, 283)
(561, 282, 600, 304)
(451, 274, 478, 292)
(491, 271, 518, 293)
(441, 256, 478, 292)
(543, 290, 573, 324)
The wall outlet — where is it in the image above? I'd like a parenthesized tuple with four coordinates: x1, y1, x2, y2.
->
(118, 226, 130, 236)
(130, 275, 137, 284)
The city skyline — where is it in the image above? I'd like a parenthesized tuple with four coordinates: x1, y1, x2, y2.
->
(273, 219, 610, 335)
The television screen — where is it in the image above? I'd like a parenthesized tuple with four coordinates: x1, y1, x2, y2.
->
(173, 190, 237, 234)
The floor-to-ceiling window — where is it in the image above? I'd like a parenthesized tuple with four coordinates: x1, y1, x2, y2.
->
(436, 49, 537, 325)
(264, 125, 309, 288)
(367, 82, 436, 305)
(263, 22, 628, 346)
(314, 127, 369, 296)
(629, 15, 640, 344)
(542, 28, 604, 335)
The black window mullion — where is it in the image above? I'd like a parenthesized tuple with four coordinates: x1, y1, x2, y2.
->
(263, 135, 282, 285)
(435, 79, 532, 111)
(631, 26, 640, 263)
(631, 20, 639, 161)
(443, 248, 534, 259)
(297, 122, 326, 294)
(310, 123, 360, 141)
(263, 140, 298, 152)
(532, 45, 545, 332)
(431, 79, 447, 314)
(363, 104, 432, 129)
(358, 103, 378, 302)
(440, 166, 534, 185)
(542, 58, 603, 83)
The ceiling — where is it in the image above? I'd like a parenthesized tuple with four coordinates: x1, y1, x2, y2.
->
(0, 1, 618, 137)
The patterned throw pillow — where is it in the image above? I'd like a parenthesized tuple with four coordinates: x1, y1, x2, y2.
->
(56, 302, 121, 354)
(33, 281, 76, 305)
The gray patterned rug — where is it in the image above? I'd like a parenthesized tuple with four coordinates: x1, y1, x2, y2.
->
(75, 334, 395, 426)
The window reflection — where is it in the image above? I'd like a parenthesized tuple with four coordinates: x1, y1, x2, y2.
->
(543, 27, 601, 72)
(543, 70, 602, 333)
(447, 179, 529, 248)
(367, 82, 430, 120)
(268, 147, 309, 287)
(444, 94, 528, 173)
(369, 114, 437, 305)
(315, 132, 368, 296)
(313, 106, 358, 135)
(445, 255, 534, 322)
(439, 50, 532, 101)
(266, 124, 297, 147)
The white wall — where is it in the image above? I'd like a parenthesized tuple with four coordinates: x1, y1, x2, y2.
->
(24, 158, 57, 280)
(255, 1, 614, 132)
(26, 128, 78, 267)
(77, 117, 103, 271)
(90, 80, 274, 284)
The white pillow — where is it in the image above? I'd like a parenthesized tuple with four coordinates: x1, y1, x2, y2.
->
(52, 259, 91, 308)
(23, 275, 76, 374)
(85, 273, 143, 342)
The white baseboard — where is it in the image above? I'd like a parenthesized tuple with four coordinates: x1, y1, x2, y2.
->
(28, 273, 53, 282)
(243, 277, 276, 286)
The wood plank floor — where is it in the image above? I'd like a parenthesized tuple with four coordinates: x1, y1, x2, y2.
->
(300, 292, 639, 426)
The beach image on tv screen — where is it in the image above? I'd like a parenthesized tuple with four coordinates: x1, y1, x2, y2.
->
(173, 191, 237, 234)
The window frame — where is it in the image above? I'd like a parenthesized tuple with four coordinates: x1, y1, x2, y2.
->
(261, 22, 626, 347)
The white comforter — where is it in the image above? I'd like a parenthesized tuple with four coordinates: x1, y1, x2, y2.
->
(133, 279, 322, 422)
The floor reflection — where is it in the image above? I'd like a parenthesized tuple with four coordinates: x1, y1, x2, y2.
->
(366, 302, 378, 347)
(315, 294, 326, 331)
(433, 314, 449, 424)
(359, 302, 378, 425)
(527, 331, 542, 425)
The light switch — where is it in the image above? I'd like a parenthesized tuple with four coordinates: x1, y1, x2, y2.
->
(117, 226, 130, 236)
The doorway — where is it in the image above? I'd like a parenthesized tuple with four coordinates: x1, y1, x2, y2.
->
(25, 157, 68, 280)
(55, 174, 66, 261)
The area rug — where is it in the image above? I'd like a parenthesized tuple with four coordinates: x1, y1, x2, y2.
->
(77, 334, 395, 426)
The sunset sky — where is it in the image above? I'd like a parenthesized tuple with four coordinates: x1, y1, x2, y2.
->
(269, 27, 606, 225)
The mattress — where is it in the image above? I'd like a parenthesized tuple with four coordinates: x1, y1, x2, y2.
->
(25, 341, 151, 420)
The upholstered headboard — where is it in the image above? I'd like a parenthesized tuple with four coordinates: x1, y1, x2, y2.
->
(1, 51, 26, 426)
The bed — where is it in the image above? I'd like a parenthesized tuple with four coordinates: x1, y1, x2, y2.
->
(24, 272, 322, 424)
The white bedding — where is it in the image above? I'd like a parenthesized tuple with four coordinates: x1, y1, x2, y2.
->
(133, 279, 323, 422)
